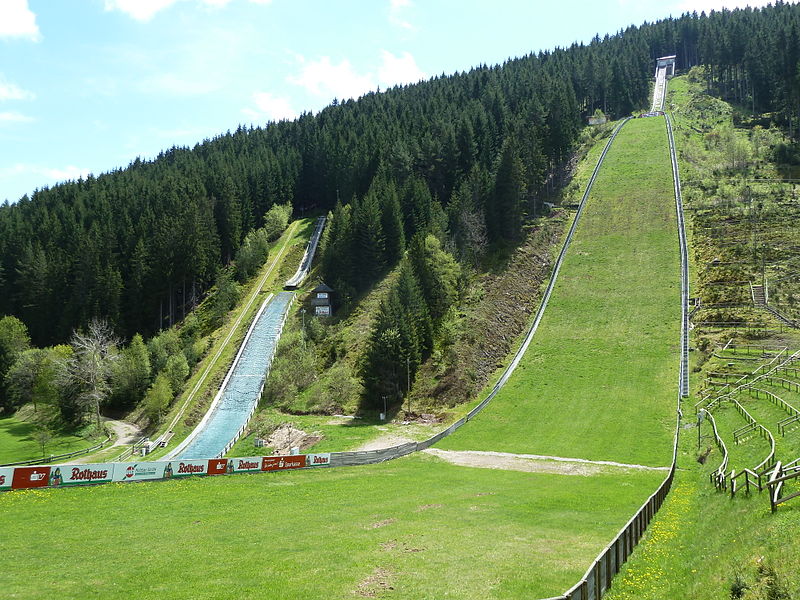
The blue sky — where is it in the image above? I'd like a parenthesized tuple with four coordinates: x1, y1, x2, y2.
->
(0, 0, 778, 203)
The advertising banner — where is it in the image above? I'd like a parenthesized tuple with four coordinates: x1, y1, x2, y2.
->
(112, 462, 168, 483)
(306, 453, 331, 467)
(207, 459, 228, 476)
(165, 459, 208, 479)
(49, 463, 115, 487)
(225, 457, 263, 473)
(11, 466, 51, 489)
(0, 467, 14, 490)
(261, 455, 306, 472)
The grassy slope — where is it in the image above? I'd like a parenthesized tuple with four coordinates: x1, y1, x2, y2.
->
(606, 75, 800, 600)
(0, 415, 97, 464)
(605, 434, 800, 600)
(0, 455, 663, 600)
(439, 117, 679, 467)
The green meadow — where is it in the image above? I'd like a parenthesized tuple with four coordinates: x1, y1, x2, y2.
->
(0, 455, 663, 600)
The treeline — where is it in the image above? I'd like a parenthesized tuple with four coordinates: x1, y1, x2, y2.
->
(0, 207, 293, 426)
(2, 3, 799, 351)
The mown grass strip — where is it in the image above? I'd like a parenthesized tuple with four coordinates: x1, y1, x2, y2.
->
(439, 117, 679, 467)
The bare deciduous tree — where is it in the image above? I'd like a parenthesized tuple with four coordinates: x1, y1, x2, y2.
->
(59, 319, 120, 428)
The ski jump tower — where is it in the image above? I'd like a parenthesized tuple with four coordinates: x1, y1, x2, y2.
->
(655, 55, 676, 78)
(651, 55, 676, 112)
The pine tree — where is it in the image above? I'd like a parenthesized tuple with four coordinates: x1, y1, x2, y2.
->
(378, 179, 405, 265)
(488, 139, 526, 242)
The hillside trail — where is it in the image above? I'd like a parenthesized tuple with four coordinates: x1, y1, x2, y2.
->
(103, 418, 142, 447)
(63, 418, 142, 465)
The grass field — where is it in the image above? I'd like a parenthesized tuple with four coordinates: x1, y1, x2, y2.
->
(0, 454, 664, 600)
(0, 415, 98, 464)
(439, 117, 680, 468)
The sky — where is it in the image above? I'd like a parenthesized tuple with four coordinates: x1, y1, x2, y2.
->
(0, 0, 783, 203)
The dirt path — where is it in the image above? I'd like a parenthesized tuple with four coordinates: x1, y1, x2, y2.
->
(103, 418, 142, 448)
(424, 448, 670, 476)
(356, 433, 415, 452)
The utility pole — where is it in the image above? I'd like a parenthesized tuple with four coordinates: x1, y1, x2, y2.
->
(406, 356, 411, 416)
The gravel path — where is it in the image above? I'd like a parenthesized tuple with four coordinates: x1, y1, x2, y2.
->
(424, 448, 670, 476)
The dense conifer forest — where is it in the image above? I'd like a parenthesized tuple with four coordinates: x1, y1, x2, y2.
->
(1, 2, 799, 360)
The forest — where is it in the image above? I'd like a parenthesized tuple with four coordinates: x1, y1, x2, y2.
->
(2, 3, 800, 424)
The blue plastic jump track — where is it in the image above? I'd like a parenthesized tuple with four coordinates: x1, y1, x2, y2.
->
(173, 291, 294, 459)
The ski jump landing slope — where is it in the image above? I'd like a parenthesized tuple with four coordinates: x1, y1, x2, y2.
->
(168, 292, 294, 460)
(284, 216, 326, 289)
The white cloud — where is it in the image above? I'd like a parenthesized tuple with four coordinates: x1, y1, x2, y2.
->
(0, 111, 34, 123)
(0, 77, 35, 101)
(288, 51, 426, 102)
(0, 0, 40, 41)
(103, 0, 237, 22)
(378, 50, 425, 88)
(389, 0, 415, 30)
(673, 0, 775, 13)
(104, 0, 180, 22)
(0, 163, 91, 185)
(242, 92, 297, 122)
(289, 56, 375, 101)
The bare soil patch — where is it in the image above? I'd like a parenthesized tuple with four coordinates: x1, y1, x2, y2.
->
(355, 567, 394, 597)
(368, 518, 396, 530)
(266, 423, 320, 454)
(425, 448, 669, 476)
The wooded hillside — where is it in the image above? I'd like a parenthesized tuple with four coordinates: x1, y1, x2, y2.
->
(1, 3, 799, 348)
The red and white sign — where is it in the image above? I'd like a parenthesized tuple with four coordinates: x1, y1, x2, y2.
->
(261, 455, 306, 471)
(206, 459, 228, 476)
(306, 453, 331, 467)
(112, 462, 168, 482)
(11, 466, 51, 489)
(226, 457, 262, 473)
(0, 467, 14, 490)
(165, 460, 208, 478)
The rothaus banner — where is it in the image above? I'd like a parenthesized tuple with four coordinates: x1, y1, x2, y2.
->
(261, 455, 306, 471)
(12, 466, 51, 489)
(306, 453, 331, 467)
(0, 467, 14, 490)
(226, 457, 262, 473)
(113, 462, 168, 483)
(165, 459, 209, 478)
(48, 463, 115, 487)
